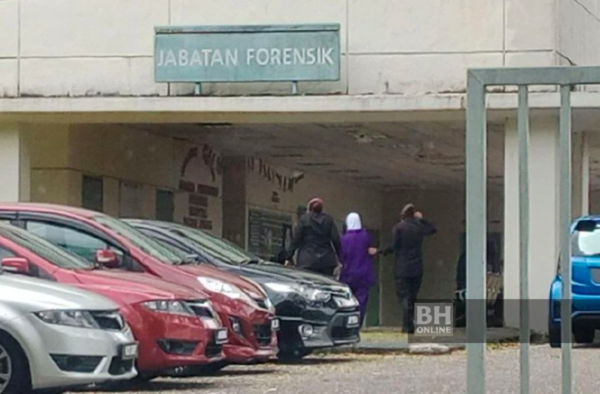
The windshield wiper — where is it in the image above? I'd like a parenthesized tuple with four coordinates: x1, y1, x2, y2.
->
(241, 259, 260, 265)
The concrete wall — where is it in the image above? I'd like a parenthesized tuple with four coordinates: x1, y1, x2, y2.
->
(557, 0, 600, 66)
(0, 0, 574, 98)
(245, 160, 382, 230)
(28, 124, 224, 235)
(591, 190, 600, 214)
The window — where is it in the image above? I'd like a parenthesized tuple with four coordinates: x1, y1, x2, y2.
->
(26, 221, 110, 263)
(0, 247, 14, 260)
(93, 215, 180, 265)
(120, 181, 144, 218)
(156, 189, 174, 222)
(82, 175, 104, 212)
(572, 226, 600, 257)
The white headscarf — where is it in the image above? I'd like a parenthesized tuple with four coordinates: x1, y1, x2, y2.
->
(345, 212, 362, 231)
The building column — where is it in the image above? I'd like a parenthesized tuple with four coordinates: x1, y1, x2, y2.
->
(0, 124, 30, 202)
(222, 156, 247, 248)
(504, 116, 560, 332)
(572, 132, 590, 219)
(504, 118, 589, 332)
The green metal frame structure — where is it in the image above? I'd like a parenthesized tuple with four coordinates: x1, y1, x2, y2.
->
(466, 66, 600, 394)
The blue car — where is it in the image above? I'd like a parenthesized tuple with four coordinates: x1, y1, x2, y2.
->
(549, 216, 600, 347)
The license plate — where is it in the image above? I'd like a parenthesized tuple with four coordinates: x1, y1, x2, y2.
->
(121, 343, 138, 360)
(215, 328, 228, 344)
(271, 318, 280, 331)
(346, 315, 360, 328)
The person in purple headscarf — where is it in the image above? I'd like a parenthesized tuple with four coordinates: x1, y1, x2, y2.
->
(339, 212, 377, 327)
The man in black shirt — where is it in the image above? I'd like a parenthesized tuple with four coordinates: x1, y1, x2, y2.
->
(381, 204, 437, 333)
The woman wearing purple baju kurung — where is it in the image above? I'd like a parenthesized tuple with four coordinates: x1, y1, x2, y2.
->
(339, 212, 377, 327)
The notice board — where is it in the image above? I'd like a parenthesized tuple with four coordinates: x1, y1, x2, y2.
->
(247, 208, 293, 260)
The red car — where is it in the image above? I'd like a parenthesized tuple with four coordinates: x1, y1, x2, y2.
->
(0, 204, 278, 369)
(0, 223, 227, 379)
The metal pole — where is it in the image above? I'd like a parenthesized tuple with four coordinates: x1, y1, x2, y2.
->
(466, 71, 486, 394)
(559, 84, 573, 394)
(517, 85, 530, 394)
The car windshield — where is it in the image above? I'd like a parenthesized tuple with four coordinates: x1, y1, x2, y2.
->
(93, 215, 182, 265)
(572, 224, 600, 256)
(168, 224, 258, 265)
(0, 225, 94, 270)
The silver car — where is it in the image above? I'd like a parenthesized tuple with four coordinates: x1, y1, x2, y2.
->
(0, 271, 138, 393)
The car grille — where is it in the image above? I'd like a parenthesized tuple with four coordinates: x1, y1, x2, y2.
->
(253, 324, 273, 347)
(205, 335, 223, 358)
(90, 310, 125, 331)
(108, 357, 134, 376)
(331, 326, 360, 340)
(186, 300, 216, 319)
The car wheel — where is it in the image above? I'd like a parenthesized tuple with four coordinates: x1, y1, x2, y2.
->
(0, 333, 30, 394)
(574, 328, 595, 344)
(131, 372, 158, 383)
(548, 323, 561, 348)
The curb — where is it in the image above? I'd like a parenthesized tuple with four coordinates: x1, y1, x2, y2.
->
(315, 336, 525, 356)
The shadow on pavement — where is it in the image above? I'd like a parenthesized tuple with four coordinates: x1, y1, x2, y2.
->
(275, 357, 357, 366)
(213, 368, 278, 377)
(75, 380, 215, 392)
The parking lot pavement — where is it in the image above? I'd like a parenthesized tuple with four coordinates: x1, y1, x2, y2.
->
(70, 345, 600, 394)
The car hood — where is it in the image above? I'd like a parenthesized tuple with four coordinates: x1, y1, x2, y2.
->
(0, 273, 118, 312)
(242, 262, 347, 288)
(177, 264, 267, 298)
(73, 269, 206, 300)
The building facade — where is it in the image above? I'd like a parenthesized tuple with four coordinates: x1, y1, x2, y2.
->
(2, 0, 600, 330)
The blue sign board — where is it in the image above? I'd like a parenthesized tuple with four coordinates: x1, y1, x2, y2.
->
(154, 24, 341, 83)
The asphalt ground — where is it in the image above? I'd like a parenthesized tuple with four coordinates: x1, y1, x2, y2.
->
(68, 345, 599, 394)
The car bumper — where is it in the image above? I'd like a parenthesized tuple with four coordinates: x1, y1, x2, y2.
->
(130, 307, 225, 373)
(219, 312, 278, 364)
(279, 310, 361, 350)
(550, 292, 600, 328)
(19, 315, 137, 391)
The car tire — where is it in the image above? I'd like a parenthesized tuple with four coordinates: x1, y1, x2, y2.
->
(0, 333, 31, 394)
(131, 372, 158, 383)
(574, 328, 595, 344)
(548, 323, 561, 348)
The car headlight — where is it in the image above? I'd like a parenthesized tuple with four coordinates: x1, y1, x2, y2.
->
(198, 277, 258, 307)
(333, 295, 360, 308)
(264, 283, 331, 302)
(264, 296, 275, 312)
(35, 310, 99, 329)
(141, 300, 195, 316)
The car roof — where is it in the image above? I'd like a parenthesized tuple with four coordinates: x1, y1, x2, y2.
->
(0, 203, 98, 218)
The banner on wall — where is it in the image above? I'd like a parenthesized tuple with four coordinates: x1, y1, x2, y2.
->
(247, 208, 293, 260)
(178, 143, 222, 232)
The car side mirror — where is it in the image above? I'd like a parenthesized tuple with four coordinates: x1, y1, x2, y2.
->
(95, 249, 119, 268)
(1, 257, 30, 275)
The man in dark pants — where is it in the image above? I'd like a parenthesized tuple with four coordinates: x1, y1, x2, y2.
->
(285, 198, 341, 277)
(381, 204, 437, 333)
